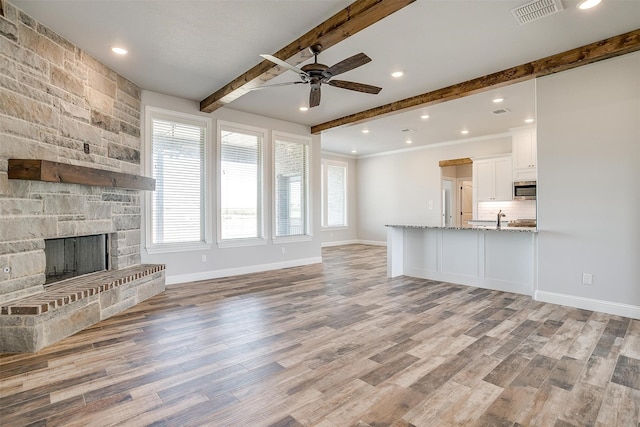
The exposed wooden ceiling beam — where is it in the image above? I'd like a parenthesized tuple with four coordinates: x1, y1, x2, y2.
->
(199, 0, 416, 113)
(311, 28, 640, 134)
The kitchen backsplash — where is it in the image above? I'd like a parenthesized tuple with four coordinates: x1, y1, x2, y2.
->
(477, 200, 537, 221)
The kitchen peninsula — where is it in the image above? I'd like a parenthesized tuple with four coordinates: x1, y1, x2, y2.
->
(386, 224, 537, 296)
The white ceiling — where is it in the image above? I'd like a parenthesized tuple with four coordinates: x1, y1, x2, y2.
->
(12, 0, 640, 156)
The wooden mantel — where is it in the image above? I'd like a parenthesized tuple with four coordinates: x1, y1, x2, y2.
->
(439, 158, 472, 167)
(8, 159, 155, 191)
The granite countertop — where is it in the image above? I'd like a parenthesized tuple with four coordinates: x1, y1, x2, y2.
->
(385, 224, 538, 233)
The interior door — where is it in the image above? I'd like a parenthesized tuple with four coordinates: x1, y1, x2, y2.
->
(459, 179, 472, 227)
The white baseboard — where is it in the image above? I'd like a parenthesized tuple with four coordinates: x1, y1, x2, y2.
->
(355, 239, 387, 247)
(404, 267, 532, 296)
(321, 239, 358, 248)
(166, 256, 323, 286)
(535, 291, 640, 320)
(321, 239, 387, 248)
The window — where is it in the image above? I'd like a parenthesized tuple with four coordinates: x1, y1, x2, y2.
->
(218, 122, 265, 243)
(322, 160, 348, 228)
(273, 132, 310, 238)
(146, 108, 209, 250)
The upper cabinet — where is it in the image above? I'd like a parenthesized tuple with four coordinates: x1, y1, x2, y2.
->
(473, 155, 513, 202)
(511, 126, 537, 181)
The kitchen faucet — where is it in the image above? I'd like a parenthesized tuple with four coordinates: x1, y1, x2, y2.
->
(497, 210, 506, 228)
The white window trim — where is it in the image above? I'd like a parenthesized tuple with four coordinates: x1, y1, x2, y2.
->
(272, 131, 312, 243)
(322, 226, 350, 231)
(216, 120, 268, 248)
(321, 159, 348, 229)
(144, 106, 213, 254)
(217, 238, 268, 248)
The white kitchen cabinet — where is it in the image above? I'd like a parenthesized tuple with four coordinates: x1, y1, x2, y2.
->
(473, 155, 513, 201)
(512, 126, 537, 181)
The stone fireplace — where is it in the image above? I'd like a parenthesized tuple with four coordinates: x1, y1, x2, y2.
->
(0, 168, 167, 352)
(0, 3, 165, 352)
(0, 178, 146, 305)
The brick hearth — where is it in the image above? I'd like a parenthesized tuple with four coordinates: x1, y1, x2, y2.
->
(0, 264, 165, 353)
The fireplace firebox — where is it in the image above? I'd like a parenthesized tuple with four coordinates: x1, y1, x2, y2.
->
(44, 234, 109, 285)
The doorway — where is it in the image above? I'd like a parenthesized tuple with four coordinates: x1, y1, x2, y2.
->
(442, 178, 455, 227)
(440, 157, 473, 227)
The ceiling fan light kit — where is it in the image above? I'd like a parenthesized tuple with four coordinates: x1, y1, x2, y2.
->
(260, 44, 382, 108)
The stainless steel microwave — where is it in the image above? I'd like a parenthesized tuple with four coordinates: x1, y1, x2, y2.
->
(514, 181, 536, 200)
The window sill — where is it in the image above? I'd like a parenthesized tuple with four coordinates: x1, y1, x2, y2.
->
(217, 238, 267, 248)
(322, 226, 349, 231)
(146, 242, 212, 254)
(273, 235, 313, 244)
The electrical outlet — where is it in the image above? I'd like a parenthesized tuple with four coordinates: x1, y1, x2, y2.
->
(281, 247, 286, 255)
(428, 200, 433, 210)
(83, 143, 90, 154)
(582, 273, 593, 285)
(201, 255, 206, 263)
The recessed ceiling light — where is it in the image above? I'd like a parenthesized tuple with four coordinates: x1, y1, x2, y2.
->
(420, 114, 430, 119)
(111, 47, 128, 55)
(577, 0, 601, 9)
(493, 97, 504, 103)
(362, 129, 370, 134)
(525, 118, 535, 123)
(406, 139, 412, 144)
(351, 149, 357, 154)
(461, 130, 470, 135)
(299, 106, 308, 112)
(391, 71, 404, 78)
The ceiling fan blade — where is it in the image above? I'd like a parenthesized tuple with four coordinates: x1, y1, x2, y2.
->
(248, 82, 303, 91)
(260, 54, 309, 77)
(328, 80, 382, 94)
(324, 53, 371, 77)
(309, 86, 321, 108)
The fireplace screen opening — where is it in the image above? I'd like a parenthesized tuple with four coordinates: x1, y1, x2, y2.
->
(44, 234, 108, 286)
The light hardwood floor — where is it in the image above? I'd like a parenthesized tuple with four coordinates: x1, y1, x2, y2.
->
(1, 245, 639, 426)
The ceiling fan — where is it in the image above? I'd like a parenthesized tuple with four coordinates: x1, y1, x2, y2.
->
(259, 44, 382, 108)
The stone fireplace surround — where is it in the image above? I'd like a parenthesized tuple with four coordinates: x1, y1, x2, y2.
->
(0, 175, 166, 353)
(0, 3, 165, 352)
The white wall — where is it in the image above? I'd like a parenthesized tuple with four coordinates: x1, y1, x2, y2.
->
(536, 52, 640, 314)
(140, 91, 322, 284)
(321, 152, 359, 246)
(356, 136, 512, 243)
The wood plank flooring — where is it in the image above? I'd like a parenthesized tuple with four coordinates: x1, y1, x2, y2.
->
(1, 245, 639, 426)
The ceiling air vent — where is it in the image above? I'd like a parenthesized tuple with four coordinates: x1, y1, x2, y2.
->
(492, 108, 510, 115)
(511, 0, 564, 25)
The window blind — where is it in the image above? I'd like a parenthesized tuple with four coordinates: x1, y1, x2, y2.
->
(220, 127, 263, 240)
(151, 117, 205, 245)
(274, 138, 309, 237)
